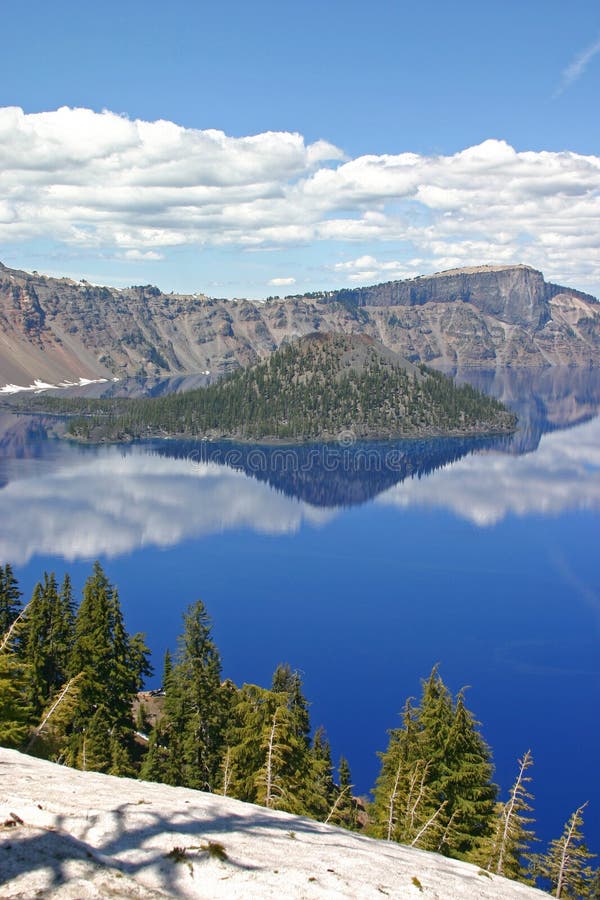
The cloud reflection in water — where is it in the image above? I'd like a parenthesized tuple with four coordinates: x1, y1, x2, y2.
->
(377, 416, 600, 526)
(0, 450, 333, 564)
(1, 413, 599, 563)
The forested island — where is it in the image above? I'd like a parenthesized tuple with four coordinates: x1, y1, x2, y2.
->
(0, 562, 597, 897)
(7, 334, 517, 443)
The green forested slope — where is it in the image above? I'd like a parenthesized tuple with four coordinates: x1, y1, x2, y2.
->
(8, 333, 516, 441)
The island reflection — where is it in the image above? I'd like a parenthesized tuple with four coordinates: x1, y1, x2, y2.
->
(0, 367, 599, 563)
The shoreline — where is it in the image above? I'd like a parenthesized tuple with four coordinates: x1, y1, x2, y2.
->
(63, 421, 517, 447)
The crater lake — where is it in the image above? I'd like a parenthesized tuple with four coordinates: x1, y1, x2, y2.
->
(1, 366, 599, 855)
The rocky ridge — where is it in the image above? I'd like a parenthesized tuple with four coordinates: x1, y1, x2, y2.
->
(0, 261, 598, 389)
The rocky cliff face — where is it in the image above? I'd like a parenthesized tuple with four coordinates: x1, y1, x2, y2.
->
(0, 261, 598, 388)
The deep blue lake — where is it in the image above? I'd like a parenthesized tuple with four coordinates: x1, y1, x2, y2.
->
(1, 367, 599, 855)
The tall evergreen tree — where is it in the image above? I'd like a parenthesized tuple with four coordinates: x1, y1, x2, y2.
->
(67, 562, 150, 770)
(303, 725, 336, 821)
(228, 680, 310, 813)
(442, 690, 497, 856)
(371, 668, 497, 858)
(271, 663, 311, 747)
(477, 749, 536, 881)
(23, 573, 75, 714)
(143, 600, 225, 791)
(329, 755, 359, 830)
(162, 648, 173, 689)
(536, 803, 596, 898)
(0, 564, 23, 644)
(227, 683, 273, 802)
(0, 652, 34, 748)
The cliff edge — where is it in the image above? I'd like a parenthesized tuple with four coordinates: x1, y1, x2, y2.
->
(0, 262, 598, 391)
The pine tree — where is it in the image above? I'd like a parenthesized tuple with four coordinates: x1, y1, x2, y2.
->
(79, 705, 112, 771)
(328, 755, 358, 830)
(66, 562, 150, 770)
(536, 803, 597, 898)
(372, 697, 426, 843)
(162, 648, 173, 689)
(441, 690, 497, 856)
(143, 601, 225, 791)
(140, 718, 180, 785)
(371, 668, 497, 858)
(227, 683, 271, 802)
(26, 674, 83, 759)
(0, 564, 22, 637)
(23, 573, 75, 714)
(255, 701, 297, 809)
(478, 750, 536, 881)
(228, 681, 309, 813)
(0, 652, 34, 748)
(303, 726, 336, 821)
(271, 663, 311, 746)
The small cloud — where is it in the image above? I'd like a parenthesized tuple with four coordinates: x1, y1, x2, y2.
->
(268, 276, 296, 286)
(334, 255, 421, 284)
(555, 36, 600, 96)
(122, 249, 164, 261)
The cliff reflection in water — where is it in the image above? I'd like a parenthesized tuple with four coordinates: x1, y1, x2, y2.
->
(451, 366, 600, 455)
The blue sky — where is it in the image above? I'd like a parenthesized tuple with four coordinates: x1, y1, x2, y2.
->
(1, 0, 599, 297)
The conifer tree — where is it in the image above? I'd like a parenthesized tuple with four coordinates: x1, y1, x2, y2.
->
(271, 663, 311, 747)
(0, 564, 23, 648)
(372, 697, 423, 842)
(536, 803, 596, 898)
(66, 562, 150, 770)
(478, 750, 536, 881)
(140, 719, 179, 785)
(328, 755, 359, 830)
(255, 701, 297, 809)
(0, 652, 34, 748)
(23, 573, 75, 714)
(228, 681, 309, 813)
(26, 674, 83, 759)
(371, 668, 497, 858)
(143, 601, 225, 791)
(225, 683, 269, 801)
(441, 690, 497, 856)
(80, 705, 113, 772)
(303, 726, 336, 821)
(162, 648, 173, 689)
(57, 572, 76, 666)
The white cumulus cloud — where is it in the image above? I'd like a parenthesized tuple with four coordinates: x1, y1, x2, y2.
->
(268, 276, 296, 287)
(1, 107, 600, 293)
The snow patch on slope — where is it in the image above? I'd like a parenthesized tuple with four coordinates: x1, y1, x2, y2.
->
(0, 749, 547, 899)
(0, 376, 110, 395)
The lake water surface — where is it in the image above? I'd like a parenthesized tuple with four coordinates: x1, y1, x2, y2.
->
(1, 367, 599, 854)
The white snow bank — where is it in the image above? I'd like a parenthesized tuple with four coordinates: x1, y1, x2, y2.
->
(0, 376, 109, 395)
(0, 749, 547, 899)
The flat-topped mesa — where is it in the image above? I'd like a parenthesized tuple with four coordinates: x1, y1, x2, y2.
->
(327, 264, 598, 330)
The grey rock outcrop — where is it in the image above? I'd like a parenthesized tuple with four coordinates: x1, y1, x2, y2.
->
(328, 264, 597, 330)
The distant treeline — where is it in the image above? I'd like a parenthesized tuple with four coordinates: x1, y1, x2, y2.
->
(4, 337, 516, 442)
(0, 562, 596, 897)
